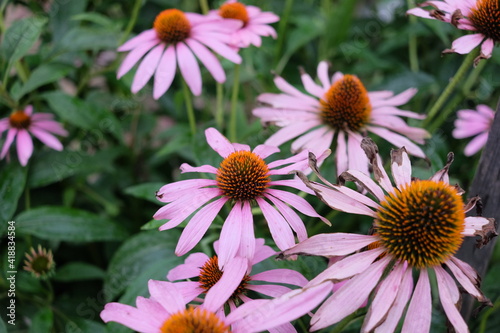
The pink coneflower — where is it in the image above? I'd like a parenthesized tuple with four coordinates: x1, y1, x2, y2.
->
(117, 9, 242, 98)
(154, 127, 329, 268)
(407, 0, 500, 64)
(167, 239, 307, 310)
(267, 138, 495, 332)
(453, 104, 495, 156)
(211, 0, 279, 48)
(253, 61, 429, 176)
(101, 279, 292, 332)
(0, 105, 67, 166)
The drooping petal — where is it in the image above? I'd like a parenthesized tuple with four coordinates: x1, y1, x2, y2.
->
(156, 178, 217, 203)
(218, 202, 243, 269)
(176, 42, 202, 96)
(450, 33, 484, 54)
(153, 44, 177, 99)
(464, 132, 488, 156)
(434, 266, 468, 333)
(185, 38, 225, 83)
(118, 30, 158, 52)
(265, 189, 330, 224)
(390, 147, 412, 189)
(445, 258, 488, 302)
(238, 201, 256, 263)
(401, 269, 432, 333)
(16, 129, 33, 166)
(251, 269, 308, 287)
(29, 128, 63, 151)
(263, 194, 307, 242)
(256, 197, 295, 251)
(100, 302, 160, 333)
(117, 39, 160, 79)
(131, 43, 165, 93)
(0, 129, 17, 159)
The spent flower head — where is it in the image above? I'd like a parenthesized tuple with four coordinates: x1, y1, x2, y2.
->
(23, 245, 55, 279)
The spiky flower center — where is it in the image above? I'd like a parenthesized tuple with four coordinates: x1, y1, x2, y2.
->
(216, 151, 270, 201)
(376, 180, 465, 268)
(160, 307, 230, 333)
(219, 2, 249, 25)
(319, 75, 372, 132)
(198, 256, 251, 300)
(154, 9, 191, 44)
(9, 110, 31, 129)
(470, 0, 500, 42)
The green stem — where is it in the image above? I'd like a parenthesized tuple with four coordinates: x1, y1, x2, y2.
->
(274, 0, 294, 69)
(428, 58, 487, 133)
(424, 51, 476, 127)
(24, 187, 31, 210)
(199, 0, 210, 15)
(119, 0, 143, 45)
(14, 61, 29, 83)
(229, 64, 241, 142)
(216, 82, 224, 130)
(407, 0, 419, 72)
(182, 79, 197, 136)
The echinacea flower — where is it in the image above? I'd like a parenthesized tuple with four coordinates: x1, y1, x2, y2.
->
(211, 0, 279, 48)
(453, 104, 495, 156)
(23, 245, 55, 279)
(0, 105, 67, 166)
(407, 0, 500, 64)
(154, 127, 329, 268)
(253, 61, 429, 176)
(101, 279, 293, 333)
(267, 138, 495, 332)
(117, 9, 243, 98)
(167, 239, 307, 310)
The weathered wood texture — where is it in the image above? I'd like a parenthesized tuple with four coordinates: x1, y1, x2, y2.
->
(456, 102, 500, 322)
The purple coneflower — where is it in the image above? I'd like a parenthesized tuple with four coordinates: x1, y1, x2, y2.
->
(453, 104, 495, 156)
(0, 105, 67, 166)
(117, 8, 242, 98)
(154, 127, 329, 268)
(253, 61, 429, 176)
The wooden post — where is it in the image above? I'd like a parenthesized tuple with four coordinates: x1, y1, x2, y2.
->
(456, 101, 500, 322)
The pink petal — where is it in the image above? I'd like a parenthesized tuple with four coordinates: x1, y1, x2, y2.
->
(256, 197, 295, 251)
(264, 194, 307, 242)
(301, 71, 326, 98)
(203, 257, 248, 312)
(336, 131, 348, 175)
(290, 126, 329, 153)
(1, 129, 18, 159)
(167, 252, 209, 281)
(250, 238, 275, 265)
(191, 34, 242, 64)
(100, 302, 160, 333)
(172, 281, 205, 304)
(205, 127, 235, 158)
(176, 42, 202, 96)
(0, 119, 9, 133)
(226, 282, 332, 332)
(450, 33, 484, 54)
(462, 216, 491, 236)
(259, 93, 319, 111)
(464, 132, 488, 156)
(434, 266, 468, 333)
(274, 75, 318, 104)
(342, 169, 385, 202)
(148, 280, 186, 315)
(331, 181, 381, 210)
(118, 29, 158, 52)
(367, 126, 426, 158)
(185, 38, 225, 83)
(252, 144, 280, 159)
(29, 128, 63, 151)
(401, 269, 431, 333)
(218, 202, 243, 269)
(30, 120, 68, 136)
(371, 88, 417, 107)
(232, 142, 250, 151)
(180, 163, 218, 174)
(310, 256, 391, 330)
(175, 197, 227, 255)
(246, 284, 292, 297)
(390, 148, 412, 189)
(16, 129, 33, 166)
(445, 258, 487, 301)
(156, 178, 217, 203)
(372, 106, 426, 119)
(153, 44, 177, 100)
(251, 269, 308, 287)
(264, 121, 320, 147)
(118, 39, 160, 79)
(25, 105, 33, 115)
(317, 61, 331, 90)
(281, 233, 376, 258)
(238, 201, 256, 263)
(131, 43, 165, 93)
(347, 131, 369, 176)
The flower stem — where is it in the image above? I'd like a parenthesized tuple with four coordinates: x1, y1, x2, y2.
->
(182, 79, 197, 136)
(216, 82, 224, 130)
(424, 51, 476, 127)
(229, 63, 241, 142)
(119, 0, 142, 45)
(199, 0, 210, 14)
(407, 0, 419, 72)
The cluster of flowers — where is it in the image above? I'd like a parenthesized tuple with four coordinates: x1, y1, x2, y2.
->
(4, 0, 498, 332)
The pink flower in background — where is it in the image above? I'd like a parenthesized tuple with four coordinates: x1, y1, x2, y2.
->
(167, 239, 307, 309)
(0, 105, 67, 166)
(407, 0, 500, 64)
(265, 138, 494, 332)
(154, 127, 329, 268)
(211, 0, 279, 48)
(453, 104, 495, 156)
(117, 9, 242, 98)
(101, 279, 294, 332)
(253, 61, 429, 176)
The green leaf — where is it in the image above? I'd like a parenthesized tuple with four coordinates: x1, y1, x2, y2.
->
(103, 230, 183, 302)
(0, 17, 47, 65)
(0, 317, 7, 332)
(71, 13, 115, 27)
(0, 163, 27, 236)
(16, 206, 128, 242)
(54, 262, 106, 282)
(14, 63, 73, 100)
(65, 318, 106, 333)
(29, 307, 53, 333)
(124, 182, 164, 205)
(28, 148, 121, 188)
(49, 0, 87, 41)
(140, 219, 165, 230)
(51, 27, 119, 55)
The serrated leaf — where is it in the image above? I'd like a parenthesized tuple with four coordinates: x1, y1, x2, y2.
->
(28, 148, 121, 188)
(103, 230, 183, 302)
(0, 163, 27, 236)
(29, 307, 53, 333)
(0, 17, 47, 65)
(16, 206, 128, 242)
(124, 182, 164, 204)
(14, 63, 73, 100)
(54, 262, 106, 282)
